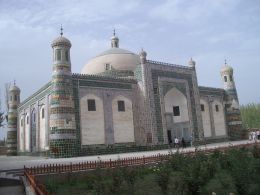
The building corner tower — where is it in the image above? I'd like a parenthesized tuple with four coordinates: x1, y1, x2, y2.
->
(188, 58, 204, 141)
(7, 82, 20, 155)
(49, 29, 77, 158)
(220, 61, 244, 140)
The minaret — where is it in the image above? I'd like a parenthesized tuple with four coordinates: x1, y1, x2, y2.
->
(49, 27, 77, 157)
(220, 60, 238, 103)
(188, 58, 204, 141)
(188, 57, 196, 68)
(138, 48, 157, 144)
(111, 29, 119, 48)
(220, 60, 244, 140)
(7, 81, 20, 155)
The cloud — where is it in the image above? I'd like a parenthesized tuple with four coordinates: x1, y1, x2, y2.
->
(0, 0, 141, 28)
(148, 0, 240, 24)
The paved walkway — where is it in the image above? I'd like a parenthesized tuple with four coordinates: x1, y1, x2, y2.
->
(0, 178, 25, 195)
(0, 139, 258, 170)
(0, 185, 25, 195)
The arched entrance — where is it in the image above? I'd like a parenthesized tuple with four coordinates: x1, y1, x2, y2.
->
(164, 87, 191, 143)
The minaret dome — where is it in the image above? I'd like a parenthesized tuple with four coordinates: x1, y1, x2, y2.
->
(51, 26, 72, 66)
(139, 48, 147, 64)
(188, 57, 196, 67)
(111, 29, 119, 48)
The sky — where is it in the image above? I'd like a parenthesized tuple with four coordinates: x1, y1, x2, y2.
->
(0, 0, 260, 138)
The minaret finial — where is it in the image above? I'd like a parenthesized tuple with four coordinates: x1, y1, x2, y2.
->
(225, 59, 227, 65)
(113, 28, 116, 36)
(60, 24, 63, 36)
(14, 80, 16, 86)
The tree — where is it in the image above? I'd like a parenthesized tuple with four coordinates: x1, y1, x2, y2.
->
(154, 162, 171, 195)
(0, 89, 6, 128)
(4, 83, 10, 111)
(0, 111, 4, 128)
(240, 103, 260, 128)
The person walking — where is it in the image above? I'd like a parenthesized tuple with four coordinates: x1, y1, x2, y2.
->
(252, 131, 256, 142)
(181, 137, 186, 148)
(257, 130, 260, 140)
(174, 137, 179, 148)
(249, 131, 252, 141)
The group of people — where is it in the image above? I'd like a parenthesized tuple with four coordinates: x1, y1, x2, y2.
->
(249, 130, 260, 141)
(173, 137, 186, 148)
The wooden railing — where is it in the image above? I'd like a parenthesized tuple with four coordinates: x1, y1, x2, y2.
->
(24, 142, 260, 195)
(25, 154, 169, 175)
(24, 169, 49, 195)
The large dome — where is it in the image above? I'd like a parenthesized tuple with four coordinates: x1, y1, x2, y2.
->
(81, 33, 140, 75)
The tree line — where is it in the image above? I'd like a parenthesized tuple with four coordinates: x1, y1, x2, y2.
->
(240, 103, 260, 129)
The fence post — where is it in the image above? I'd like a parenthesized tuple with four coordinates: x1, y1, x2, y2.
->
(143, 156, 145, 164)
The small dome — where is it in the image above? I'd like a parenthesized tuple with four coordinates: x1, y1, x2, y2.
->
(221, 64, 233, 72)
(111, 35, 119, 41)
(9, 85, 20, 92)
(110, 35, 119, 48)
(51, 36, 71, 48)
(221, 63, 233, 74)
(139, 48, 147, 57)
(188, 58, 196, 66)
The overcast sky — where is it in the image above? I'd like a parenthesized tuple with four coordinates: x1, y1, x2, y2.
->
(0, 0, 260, 138)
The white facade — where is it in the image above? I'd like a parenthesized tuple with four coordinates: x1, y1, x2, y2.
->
(80, 94, 105, 145)
(112, 95, 135, 143)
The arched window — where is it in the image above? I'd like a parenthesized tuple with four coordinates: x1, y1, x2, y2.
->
(56, 49, 61, 61)
(41, 108, 45, 119)
(26, 116, 29, 124)
(33, 113, 36, 122)
(14, 95, 17, 101)
(65, 50, 69, 61)
(10, 96, 12, 101)
(224, 76, 227, 82)
(229, 75, 233, 82)
(21, 119, 23, 127)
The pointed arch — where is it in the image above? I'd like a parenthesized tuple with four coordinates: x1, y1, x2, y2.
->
(39, 105, 46, 150)
(164, 87, 189, 123)
(80, 94, 105, 145)
(200, 98, 211, 137)
(212, 100, 226, 136)
(112, 95, 134, 143)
